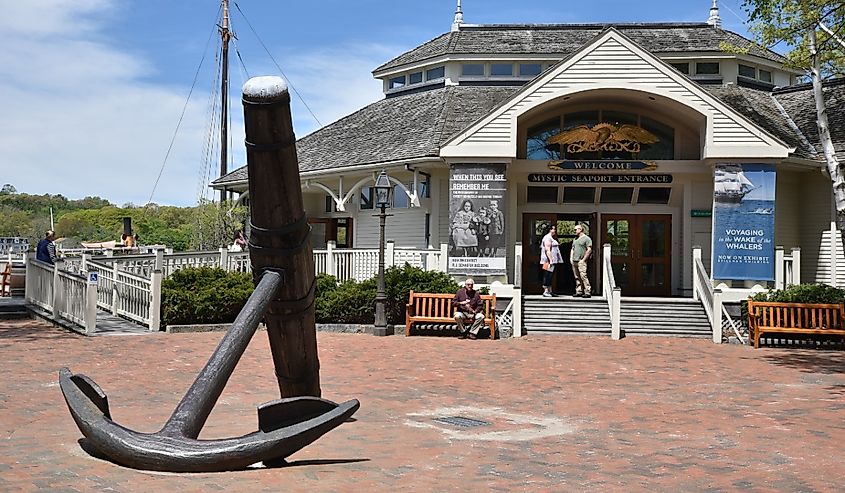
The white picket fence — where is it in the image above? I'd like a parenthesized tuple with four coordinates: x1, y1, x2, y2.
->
(28, 242, 448, 332)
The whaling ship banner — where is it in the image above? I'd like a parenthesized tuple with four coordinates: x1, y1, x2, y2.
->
(712, 163, 776, 281)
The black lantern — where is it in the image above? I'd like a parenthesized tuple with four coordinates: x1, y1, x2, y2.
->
(373, 170, 392, 336)
(374, 170, 392, 209)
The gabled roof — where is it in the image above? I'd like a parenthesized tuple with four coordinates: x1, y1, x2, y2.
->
(440, 28, 793, 160)
(374, 23, 788, 74)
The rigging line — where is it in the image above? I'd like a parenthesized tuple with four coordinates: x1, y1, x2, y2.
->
(147, 10, 221, 206)
(232, 1, 323, 128)
(233, 37, 251, 80)
(197, 46, 224, 202)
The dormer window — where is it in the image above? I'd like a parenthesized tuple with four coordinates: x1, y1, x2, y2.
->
(519, 63, 542, 76)
(462, 63, 484, 76)
(409, 72, 423, 84)
(738, 64, 756, 78)
(389, 76, 406, 89)
(759, 69, 772, 83)
(670, 62, 690, 74)
(695, 62, 720, 75)
(426, 66, 445, 80)
(491, 63, 513, 76)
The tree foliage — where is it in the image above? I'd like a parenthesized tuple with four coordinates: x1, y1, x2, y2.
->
(742, 1, 845, 77)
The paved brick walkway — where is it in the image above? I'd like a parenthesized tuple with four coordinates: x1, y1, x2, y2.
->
(1, 318, 843, 492)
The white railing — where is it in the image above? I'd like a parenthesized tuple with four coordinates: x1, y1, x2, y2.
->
(692, 246, 722, 344)
(25, 258, 55, 313)
(86, 258, 161, 331)
(25, 257, 98, 334)
(602, 244, 622, 340)
(314, 241, 448, 282)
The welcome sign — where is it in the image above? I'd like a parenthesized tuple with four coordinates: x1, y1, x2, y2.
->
(712, 163, 776, 281)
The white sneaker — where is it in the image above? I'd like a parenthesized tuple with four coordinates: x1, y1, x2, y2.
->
(542, 292, 553, 297)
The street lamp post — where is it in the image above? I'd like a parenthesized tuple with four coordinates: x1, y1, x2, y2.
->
(373, 170, 392, 336)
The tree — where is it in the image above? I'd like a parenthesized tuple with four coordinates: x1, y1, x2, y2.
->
(0, 184, 16, 195)
(742, 1, 845, 253)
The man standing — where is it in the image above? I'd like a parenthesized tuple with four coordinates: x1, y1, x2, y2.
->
(570, 224, 592, 298)
(36, 230, 58, 265)
(452, 278, 484, 339)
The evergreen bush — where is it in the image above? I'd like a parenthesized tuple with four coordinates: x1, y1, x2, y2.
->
(161, 267, 254, 326)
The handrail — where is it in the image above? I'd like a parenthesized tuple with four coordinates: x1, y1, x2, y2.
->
(692, 247, 722, 344)
(602, 244, 621, 340)
(721, 303, 745, 345)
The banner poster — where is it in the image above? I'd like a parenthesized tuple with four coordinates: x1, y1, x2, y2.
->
(712, 163, 776, 281)
(448, 164, 507, 276)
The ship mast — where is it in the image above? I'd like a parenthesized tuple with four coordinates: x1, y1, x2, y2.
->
(219, 0, 232, 203)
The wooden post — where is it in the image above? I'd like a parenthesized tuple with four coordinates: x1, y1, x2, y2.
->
(385, 240, 395, 268)
(242, 76, 321, 398)
(439, 242, 448, 272)
(85, 271, 97, 335)
(514, 242, 522, 287)
(52, 260, 63, 318)
(219, 247, 229, 271)
(713, 288, 723, 344)
(791, 247, 801, 285)
(775, 246, 784, 290)
(111, 263, 119, 315)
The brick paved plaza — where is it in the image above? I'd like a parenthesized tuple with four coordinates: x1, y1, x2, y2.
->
(1, 317, 843, 492)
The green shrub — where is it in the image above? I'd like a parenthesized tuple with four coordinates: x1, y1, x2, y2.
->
(741, 283, 845, 324)
(161, 267, 254, 326)
(313, 264, 461, 325)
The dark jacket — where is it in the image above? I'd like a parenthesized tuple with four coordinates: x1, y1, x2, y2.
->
(452, 287, 481, 314)
(36, 239, 56, 265)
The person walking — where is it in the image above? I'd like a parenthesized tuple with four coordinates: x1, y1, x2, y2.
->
(570, 223, 593, 298)
(36, 230, 58, 265)
(540, 224, 563, 297)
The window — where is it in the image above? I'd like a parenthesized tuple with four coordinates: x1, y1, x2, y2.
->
(670, 62, 690, 74)
(637, 187, 672, 204)
(738, 64, 756, 78)
(324, 195, 336, 213)
(462, 63, 484, 76)
(526, 118, 561, 160)
(638, 116, 675, 160)
(759, 69, 772, 83)
(695, 62, 720, 75)
(417, 175, 431, 198)
(561, 111, 600, 160)
(409, 71, 423, 84)
(426, 66, 445, 80)
(527, 186, 558, 203)
(491, 63, 513, 76)
(360, 187, 374, 210)
(563, 187, 596, 204)
(388, 76, 406, 89)
(393, 185, 409, 208)
(519, 63, 542, 76)
(600, 187, 634, 203)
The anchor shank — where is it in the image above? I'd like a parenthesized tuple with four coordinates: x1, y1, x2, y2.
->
(161, 271, 283, 438)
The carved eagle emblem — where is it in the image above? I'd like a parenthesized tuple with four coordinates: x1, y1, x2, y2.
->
(547, 123, 659, 154)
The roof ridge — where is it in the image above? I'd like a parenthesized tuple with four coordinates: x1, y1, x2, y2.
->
(773, 77, 845, 94)
(459, 22, 713, 30)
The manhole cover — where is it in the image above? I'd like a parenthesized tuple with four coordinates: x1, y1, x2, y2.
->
(432, 416, 491, 428)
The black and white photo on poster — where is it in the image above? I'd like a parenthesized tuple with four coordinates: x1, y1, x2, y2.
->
(448, 164, 507, 275)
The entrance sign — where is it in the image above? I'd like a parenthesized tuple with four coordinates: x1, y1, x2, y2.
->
(449, 164, 507, 275)
(713, 163, 776, 281)
(528, 174, 672, 184)
(548, 160, 657, 171)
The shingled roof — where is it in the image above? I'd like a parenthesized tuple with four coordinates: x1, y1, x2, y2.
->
(374, 23, 787, 73)
(774, 78, 845, 161)
(212, 85, 519, 186)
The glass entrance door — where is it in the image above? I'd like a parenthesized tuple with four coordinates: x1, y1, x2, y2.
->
(521, 214, 594, 295)
(602, 214, 671, 296)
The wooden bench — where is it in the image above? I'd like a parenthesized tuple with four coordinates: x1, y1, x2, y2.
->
(0, 263, 10, 297)
(405, 291, 496, 339)
(747, 300, 845, 348)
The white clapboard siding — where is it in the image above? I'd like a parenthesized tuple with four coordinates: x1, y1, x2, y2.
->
(815, 229, 845, 286)
(438, 178, 451, 246)
(458, 34, 770, 149)
(354, 207, 428, 249)
(797, 172, 840, 285)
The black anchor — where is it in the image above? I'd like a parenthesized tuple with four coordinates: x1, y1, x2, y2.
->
(59, 271, 360, 472)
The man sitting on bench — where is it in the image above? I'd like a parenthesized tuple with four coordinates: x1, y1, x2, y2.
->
(453, 278, 484, 340)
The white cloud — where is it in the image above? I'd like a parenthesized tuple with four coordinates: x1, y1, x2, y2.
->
(1, 1, 391, 207)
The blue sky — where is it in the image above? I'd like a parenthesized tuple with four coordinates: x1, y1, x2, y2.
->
(1, 0, 757, 206)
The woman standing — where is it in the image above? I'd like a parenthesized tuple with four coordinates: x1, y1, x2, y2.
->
(539, 224, 563, 297)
